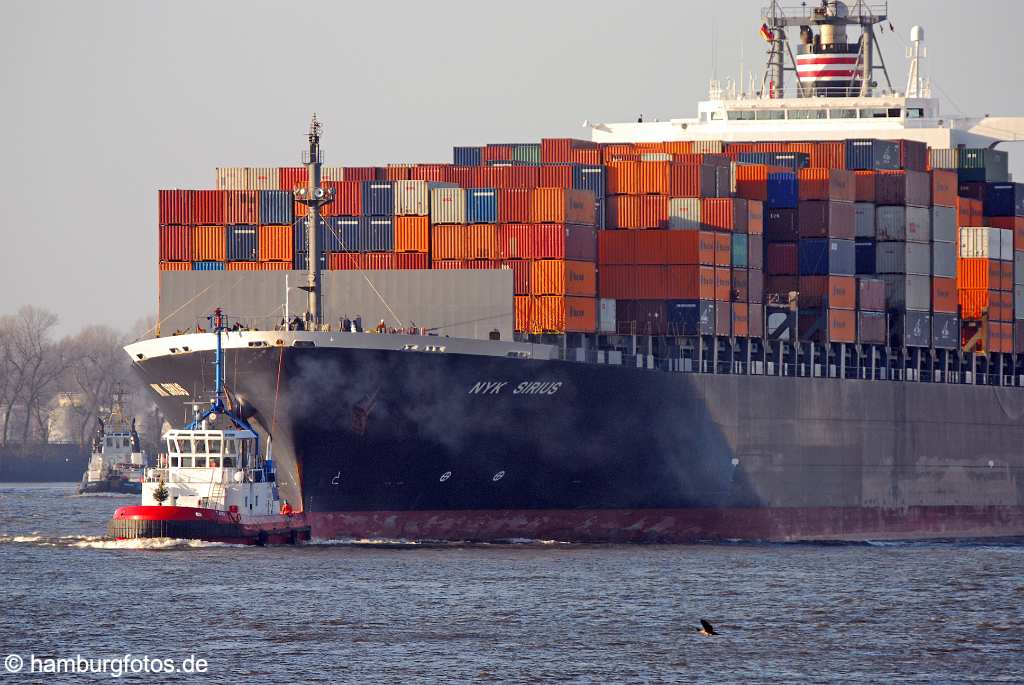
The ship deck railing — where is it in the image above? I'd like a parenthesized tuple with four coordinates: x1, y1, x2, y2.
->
(536, 335, 1024, 389)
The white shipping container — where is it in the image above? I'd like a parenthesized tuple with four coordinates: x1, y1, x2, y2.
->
(394, 181, 457, 216)
(875, 241, 931, 275)
(880, 274, 931, 311)
(668, 198, 701, 230)
(928, 148, 958, 170)
(321, 167, 345, 181)
(855, 202, 875, 238)
(960, 227, 1007, 260)
(249, 167, 280, 191)
(640, 152, 672, 161)
(692, 140, 724, 154)
(930, 206, 957, 243)
(430, 187, 466, 225)
(599, 298, 617, 333)
(1000, 228, 1014, 262)
(216, 167, 249, 190)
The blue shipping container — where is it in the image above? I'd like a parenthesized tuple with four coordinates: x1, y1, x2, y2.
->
(293, 251, 327, 271)
(356, 217, 394, 252)
(666, 300, 716, 336)
(855, 239, 876, 275)
(226, 224, 258, 261)
(362, 181, 394, 217)
(192, 261, 224, 271)
(982, 182, 1024, 217)
(294, 218, 345, 254)
(844, 139, 900, 171)
(466, 188, 499, 223)
(766, 172, 799, 209)
(737, 152, 809, 170)
(259, 190, 293, 225)
(799, 238, 855, 276)
(453, 146, 483, 166)
(957, 148, 1009, 183)
(573, 165, 606, 198)
(932, 313, 959, 349)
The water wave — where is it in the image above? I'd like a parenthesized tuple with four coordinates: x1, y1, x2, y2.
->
(0, 533, 235, 550)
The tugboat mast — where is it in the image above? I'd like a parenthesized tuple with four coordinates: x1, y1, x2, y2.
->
(294, 115, 334, 328)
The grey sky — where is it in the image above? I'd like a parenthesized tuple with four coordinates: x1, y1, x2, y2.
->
(2, 0, 1023, 334)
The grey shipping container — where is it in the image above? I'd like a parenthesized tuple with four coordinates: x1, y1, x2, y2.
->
(1017, 286, 1024, 319)
(599, 298, 616, 333)
(931, 313, 959, 349)
(932, 241, 957, 279)
(891, 311, 931, 348)
(855, 202, 875, 238)
(393, 180, 457, 216)
(1017, 251, 1024, 286)
(1001, 229, 1014, 263)
(931, 206, 957, 243)
(875, 241, 931, 275)
(875, 205, 931, 242)
(880, 274, 931, 311)
(668, 198, 701, 230)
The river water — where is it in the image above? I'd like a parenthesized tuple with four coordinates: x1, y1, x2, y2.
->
(0, 483, 1021, 683)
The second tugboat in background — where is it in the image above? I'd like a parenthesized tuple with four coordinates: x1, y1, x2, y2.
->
(108, 310, 310, 545)
(77, 387, 147, 495)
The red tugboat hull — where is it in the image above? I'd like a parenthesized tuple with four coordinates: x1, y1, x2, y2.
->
(108, 505, 310, 546)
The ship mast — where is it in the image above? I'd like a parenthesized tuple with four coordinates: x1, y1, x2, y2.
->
(294, 115, 334, 328)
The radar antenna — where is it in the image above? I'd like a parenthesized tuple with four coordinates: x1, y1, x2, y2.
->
(293, 114, 335, 328)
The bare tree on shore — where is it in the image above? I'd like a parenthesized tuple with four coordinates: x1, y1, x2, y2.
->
(1, 307, 71, 445)
(64, 325, 132, 447)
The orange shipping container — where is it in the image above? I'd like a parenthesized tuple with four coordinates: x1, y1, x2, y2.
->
(957, 258, 1000, 290)
(606, 195, 668, 229)
(732, 303, 750, 338)
(193, 225, 226, 261)
(932, 276, 958, 313)
(698, 265, 716, 299)
(499, 223, 533, 259)
(227, 260, 290, 271)
(514, 295, 532, 332)
(531, 188, 596, 225)
(464, 224, 499, 260)
(957, 197, 983, 228)
(931, 170, 958, 208)
(958, 288, 992, 320)
(714, 233, 731, 266)
(530, 296, 597, 333)
(530, 260, 596, 297)
(808, 142, 845, 169)
(798, 168, 856, 202)
(226, 191, 259, 224)
(733, 164, 771, 201)
(715, 267, 731, 301)
(159, 261, 191, 271)
(747, 200, 764, 235)
(394, 216, 429, 253)
(702, 198, 745, 232)
(606, 161, 670, 195)
(258, 225, 294, 262)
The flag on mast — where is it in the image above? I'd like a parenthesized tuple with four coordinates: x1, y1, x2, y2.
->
(759, 23, 774, 41)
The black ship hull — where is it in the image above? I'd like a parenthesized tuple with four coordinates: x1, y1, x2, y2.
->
(129, 335, 1024, 542)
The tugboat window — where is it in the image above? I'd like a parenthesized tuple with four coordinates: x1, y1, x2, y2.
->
(123, 437, 131, 448)
(106, 437, 113, 447)
(168, 440, 179, 453)
(195, 439, 207, 454)
(180, 455, 192, 468)
(194, 456, 207, 468)
(225, 439, 237, 454)
(210, 439, 222, 454)
(208, 456, 220, 468)
(169, 456, 179, 467)
(223, 456, 235, 468)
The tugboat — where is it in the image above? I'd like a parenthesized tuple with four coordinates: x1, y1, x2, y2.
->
(77, 388, 146, 495)
(108, 309, 310, 545)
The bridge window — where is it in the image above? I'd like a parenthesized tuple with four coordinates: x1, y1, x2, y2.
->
(789, 109, 827, 119)
(754, 110, 784, 120)
(906, 108, 924, 119)
(728, 110, 755, 121)
(710, 111, 724, 121)
(830, 109, 857, 119)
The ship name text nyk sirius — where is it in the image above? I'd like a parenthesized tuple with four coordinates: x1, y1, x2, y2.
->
(132, 2, 1024, 543)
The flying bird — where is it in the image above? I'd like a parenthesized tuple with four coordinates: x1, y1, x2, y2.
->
(698, 619, 717, 636)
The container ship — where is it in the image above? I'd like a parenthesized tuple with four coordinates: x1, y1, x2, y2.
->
(130, 2, 1024, 542)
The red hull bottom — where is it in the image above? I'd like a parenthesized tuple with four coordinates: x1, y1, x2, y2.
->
(305, 505, 1024, 543)
(109, 505, 311, 546)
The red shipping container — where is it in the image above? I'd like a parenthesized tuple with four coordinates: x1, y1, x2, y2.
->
(159, 226, 192, 261)
(598, 230, 635, 264)
(342, 167, 380, 181)
(854, 171, 877, 202)
(732, 303, 750, 337)
(499, 223, 533, 259)
(226, 191, 259, 224)
(732, 268, 749, 302)
(321, 181, 362, 217)
(766, 276, 799, 300)
(482, 145, 514, 163)
(477, 165, 539, 189)
(931, 170, 957, 208)
(664, 231, 701, 265)
(797, 200, 855, 239)
(279, 167, 308, 190)
(494, 188, 531, 223)
(329, 252, 362, 270)
(669, 163, 715, 198)
(606, 196, 668, 229)
(799, 308, 856, 343)
(538, 164, 574, 189)
(857, 277, 886, 311)
(501, 259, 531, 294)
(541, 138, 600, 164)
(1000, 261, 1014, 291)
(766, 243, 798, 275)
(715, 267, 731, 301)
(385, 165, 412, 181)
(159, 190, 192, 225)
(932, 276, 957, 313)
(697, 231, 717, 266)
(899, 140, 928, 172)
(531, 260, 596, 296)
(957, 197, 983, 228)
(798, 168, 856, 202)
(633, 231, 667, 265)
(450, 166, 479, 188)
(547, 296, 597, 333)
(432, 259, 469, 270)
(598, 264, 635, 298)
(714, 233, 731, 267)
(875, 170, 931, 206)
(702, 198, 747, 232)
(747, 200, 764, 235)
(529, 224, 597, 261)
(411, 165, 454, 183)
(193, 190, 227, 225)
(394, 252, 429, 269)
(808, 142, 845, 170)
(532, 188, 596, 225)
(797, 275, 856, 309)
(362, 252, 395, 270)
(734, 164, 770, 201)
